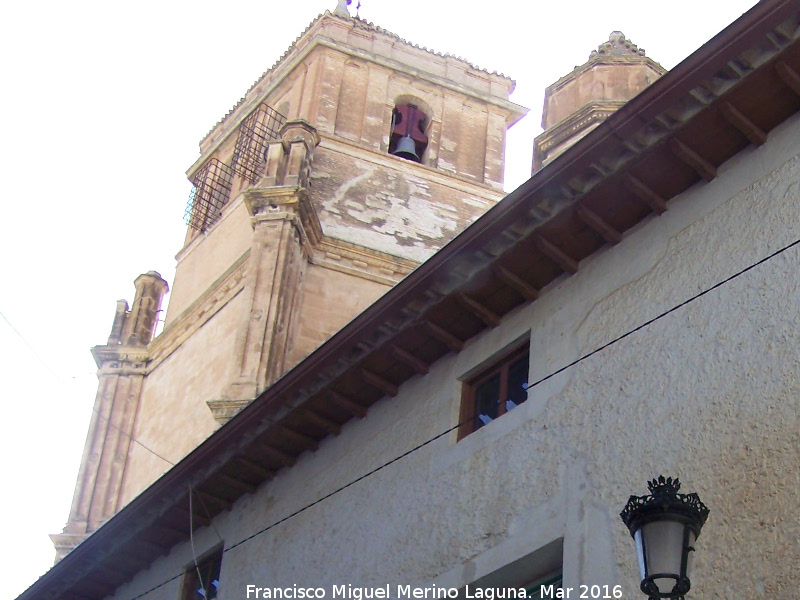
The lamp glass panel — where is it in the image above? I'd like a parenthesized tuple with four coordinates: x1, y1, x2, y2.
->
(640, 520, 685, 594)
(685, 530, 697, 580)
(634, 529, 646, 581)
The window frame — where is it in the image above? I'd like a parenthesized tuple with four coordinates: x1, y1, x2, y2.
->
(181, 544, 223, 600)
(458, 343, 530, 440)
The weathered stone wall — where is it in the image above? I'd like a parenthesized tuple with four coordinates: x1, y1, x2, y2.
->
(106, 114, 800, 600)
(118, 289, 247, 506)
(542, 61, 663, 129)
(166, 196, 252, 326)
(289, 263, 391, 367)
(308, 142, 498, 262)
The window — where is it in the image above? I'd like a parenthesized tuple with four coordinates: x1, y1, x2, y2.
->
(526, 572, 563, 599)
(459, 345, 529, 439)
(182, 545, 223, 600)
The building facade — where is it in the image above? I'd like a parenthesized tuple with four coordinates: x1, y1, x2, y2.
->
(28, 2, 800, 600)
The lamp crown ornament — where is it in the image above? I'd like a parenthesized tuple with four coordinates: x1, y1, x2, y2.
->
(621, 475, 709, 532)
(649, 475, 679, 493)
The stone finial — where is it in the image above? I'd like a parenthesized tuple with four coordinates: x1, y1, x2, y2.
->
(589, 31, 646, 59)
(113, 271, 169, 346)
(334, 0, 351, 17)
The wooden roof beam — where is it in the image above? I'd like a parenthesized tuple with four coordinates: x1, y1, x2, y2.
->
(234, 456, 275, 481)
(277, 426, 320, 451)
(776, 61, 800, 96)
(391, 346, 430, 375)
(301, 409, 342, 435)
(190, 511, 211, 529)
(360, 368, 399, 397)
(669, 139, 717, 182)
(216, 471, 258, 495)
(257, 443, 297, 467)
(329, 390, 368, 418)
(719, 102, 767, 146)
(625, 175, 668, 214)
(494, 266, 539, 301)
(195, 488, 233, 511)
(424, 320, 464, 352)
(457, 293, 501, 328)
(534, 234, 579, 274)
(576, 204, 622, 245)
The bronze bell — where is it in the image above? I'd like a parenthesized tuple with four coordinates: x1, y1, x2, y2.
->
(392, 135, 420, 162)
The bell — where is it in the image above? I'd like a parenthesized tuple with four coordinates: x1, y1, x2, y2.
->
(392, 135, 420, 162)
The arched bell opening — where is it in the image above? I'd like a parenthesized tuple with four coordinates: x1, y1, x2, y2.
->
(389, 103, 429, 163)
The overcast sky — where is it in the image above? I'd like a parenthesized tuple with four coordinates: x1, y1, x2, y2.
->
(2, 1, 758, 597)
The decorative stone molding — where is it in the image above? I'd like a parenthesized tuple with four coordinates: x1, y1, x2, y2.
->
(206, 398, 253, 425)
(590, 31, 646, 58)
(147, 254, 249, 372)
(91, 346, 151, 375)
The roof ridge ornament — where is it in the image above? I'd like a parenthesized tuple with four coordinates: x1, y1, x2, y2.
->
(590, 31, 647, 59)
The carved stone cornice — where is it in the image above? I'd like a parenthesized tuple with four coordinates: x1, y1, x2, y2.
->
(206, 398, 252, 426)
(91, 345, 151, 375)
(313, 236, 418, 285)
(536, 101, 623, 154)
(244, 186, 302, 219)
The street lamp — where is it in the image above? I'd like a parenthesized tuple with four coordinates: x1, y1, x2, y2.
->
(620, 476, 709, 600)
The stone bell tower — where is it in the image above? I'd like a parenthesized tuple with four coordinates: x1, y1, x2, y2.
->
(54, 3, 526, 559)
(533, 31, 665, 171)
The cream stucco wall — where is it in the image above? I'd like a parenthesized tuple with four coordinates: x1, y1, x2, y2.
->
(105, 92, 800, 600)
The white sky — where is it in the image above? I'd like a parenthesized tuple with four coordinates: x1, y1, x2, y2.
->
(2, 0, 757, 597)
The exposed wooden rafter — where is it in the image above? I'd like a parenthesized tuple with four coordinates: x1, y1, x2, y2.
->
(719, 102, 767, 146)
(669, 139, 717, 181)
(189, 507, 211, 527)
(494, 266, 539, 301)
(576, 204, 622, 245)
(625, 175, 668, 214)
(234, 456, 275, 480)
(391, 346, 430, 374)
(216, 472, 258, 495)
(329, 390, 368, 418)
(424, 320, 464, 352)
(257, 442, 297, 466)
(534, 234, 579, 274)
(776, 61, 800, 96)
(457, 293, 501, 328)
(195, 489, 233, 511)
(301, 409, 342, 435)
(277, 426, 320, 450)
(360, 368, 399, 397)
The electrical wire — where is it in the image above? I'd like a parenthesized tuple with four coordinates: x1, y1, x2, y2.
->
(0, 307, 175, 468)
(118, 231, 800, 600)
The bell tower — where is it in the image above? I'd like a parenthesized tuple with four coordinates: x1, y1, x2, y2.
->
(534, 32, 665, 171)
(54, 3, 526, 559)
